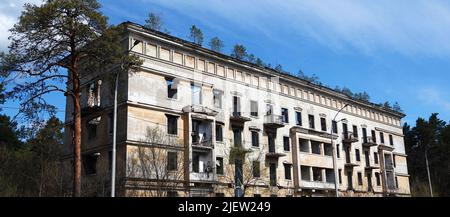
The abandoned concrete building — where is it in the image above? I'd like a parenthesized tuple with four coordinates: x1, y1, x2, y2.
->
(63, 21, 411, 197)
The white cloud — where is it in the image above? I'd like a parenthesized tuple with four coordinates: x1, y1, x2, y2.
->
(0, 0, 42, 51)
(418, 87, 450, 111)
(143, 0, 450, 57)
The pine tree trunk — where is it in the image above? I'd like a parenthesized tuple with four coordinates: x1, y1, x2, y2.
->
(73, 76, 81, 197)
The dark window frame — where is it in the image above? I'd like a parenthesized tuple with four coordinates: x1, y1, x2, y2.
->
(295, 111, 302, 126)
(167, 152, 177, 171)
(283, 136, 290, 151)
(166, 114, 178, 135)
(308, 115, 315, 129)
(251, 131, 259, 147)
(320, 117, 327, 131)
(165, 77, 178, 99)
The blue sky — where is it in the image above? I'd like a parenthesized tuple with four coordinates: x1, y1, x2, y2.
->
(1, 0, 450, 125)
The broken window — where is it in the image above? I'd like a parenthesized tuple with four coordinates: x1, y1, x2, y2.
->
(308, 115, 315, 129)
(193, 152, 200, 173)
(324, 143, 333, 156)
(281, 108, 289, 123)
(216, 157, 223, 175)
(166, 77, 178, 99)
(213, 89, 222, 108)
(167, 152, 177, 171)
(301, 166, 311, 181)
(299, 139, 310, 153)
(266, 104, 273, 115)
(311, 141, 321, 155)
(325, 169, 334, 183)
(233, 96, 241, 116)
(87, 116, 101, 140)
(87, 80, 102, 107)
(284, 164, 292, 180)
(83, 153, 99, 175)
(166, 114, 178, 135)
(312, 167, 322, 182)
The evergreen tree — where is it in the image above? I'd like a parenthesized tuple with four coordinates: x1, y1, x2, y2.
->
(144, 12, 163, 31)
(189, 25, 204, 45)
(0, 0, 142, 196)
(209, 37, 224, 52)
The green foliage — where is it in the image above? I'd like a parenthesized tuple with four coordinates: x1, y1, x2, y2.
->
(0, 115, 68, 196)
(297, 70, 321, 85)
(404, 113, 450, 196)
(0, 115, 22, 149)
(0, 0, 142, 124)
(231, 44, 247, 60)
(144, 12, 163, 31)
(209, 37, 224, 52)
(189, 25, 203, 45)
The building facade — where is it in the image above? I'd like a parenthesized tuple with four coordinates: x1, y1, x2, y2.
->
(63, 22, 411, 197)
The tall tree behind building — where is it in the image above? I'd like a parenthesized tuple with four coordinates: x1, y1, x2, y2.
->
(0, 0, 141, 197)
(189, 25, 204, 45)
(144, 12, 163, 31)
(231, 44, 247, 60)
(209, 37, 224, 52)
(404, 113, 450, 196)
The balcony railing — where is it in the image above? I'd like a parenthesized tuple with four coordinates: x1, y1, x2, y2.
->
(191, 134, 214, 149)
(362, 136, 378, 147)
(263, 114, 285, 128)
(342, 132, 359, 143)
(230, 112, 251, 123)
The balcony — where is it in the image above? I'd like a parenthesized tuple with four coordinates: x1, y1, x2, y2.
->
(263, 114, 285, 129)
(345, 162, 359, 168)
(342, 132, 359, 143)
(300, 180, 335, 190)
(230, 112, 251, 123)
(362, 136, 378, 147)
(345, 154, 359, 168)
(191, 134, 214, 150)
(265, 152, 287, 158)
(378, 143, 395, 152)
(364, 163, 380, 170)
(190, 172, 216, 183)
